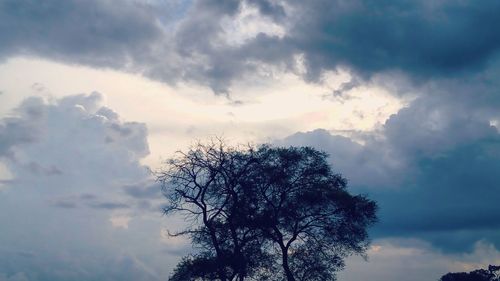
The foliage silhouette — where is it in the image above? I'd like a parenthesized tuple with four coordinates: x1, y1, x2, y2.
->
(440, 265, 500, 281)
(159, 139, 377, 281)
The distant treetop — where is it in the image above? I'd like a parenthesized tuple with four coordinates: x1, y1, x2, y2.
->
(440, 265, 500, 281)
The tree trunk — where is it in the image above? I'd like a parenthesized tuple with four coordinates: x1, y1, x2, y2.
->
(281, 245, 296, 281)
(210, 233, 227, 281)
(205, 220, 227, 281)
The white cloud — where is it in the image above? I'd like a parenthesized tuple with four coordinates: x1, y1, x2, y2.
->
(110, 215, 132, 229)
(0, 57, 405, 168)
(0, 92, 176, 280)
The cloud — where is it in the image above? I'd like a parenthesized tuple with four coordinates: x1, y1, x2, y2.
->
(87, 201, 130, 210)
(5, 92, 149, 185)
(339, 239, 500, 281)
(0, 0, 266, 93)
(110, 215, 132, 229)
(2, 1, 500, 278)
(384, 96, 498, 158)
(49, 193, 133, 211)
(104, 254, 161, 281)
(0, 253, 162, 281)
(0, 273, 29, 281)
(280, 91, 500, 252)
(282, 0, 500, 81)
(2, 0, 500, 93)
(123, 181, 162, 199)
(0, 97, 43, 158)
(50, 199, 77, 209)
(0, 93, 177, 280)
(279, 129, 404, 187)
(0, 0, 164, 68)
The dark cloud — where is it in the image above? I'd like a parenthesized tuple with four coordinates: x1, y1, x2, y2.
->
(0, 97, 44, 158)
(0, 0, 163, 67)
(50, 194, 132, 210)
(373, 137, 500, 251)
(123, 181, 161, 199)
(3, 0, 499, 92)
(0, 272, 29, 281)
(87, 201, 130, 210)
(279, 129, 404, 187)
(162, 0, 500, 94)
(0, 0, 240, 92)
(80, 193, 97, 200)
(25, 162, 62, 176)
(50, 200, 77, 209)
(283, 0, 500, 81)
(53, 193, 125, 209)
(250, 0, 286, 20)
(333, 77, 362, 97)
(384, 95, 498, 158)
(281, 93, 500, 252)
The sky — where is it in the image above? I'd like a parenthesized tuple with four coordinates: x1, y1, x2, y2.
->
(1, 0, 500, 280)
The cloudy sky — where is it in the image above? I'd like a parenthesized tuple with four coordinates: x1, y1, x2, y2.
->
(1, 0, 500, 280)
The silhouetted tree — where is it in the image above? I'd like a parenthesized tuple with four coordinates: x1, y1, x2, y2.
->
(160, 140, 275, 281)
(247, 146, 377, 281)
(169, 255, 219, 281)
(159, 140, 377, 281)
(440, 265, 500, 281)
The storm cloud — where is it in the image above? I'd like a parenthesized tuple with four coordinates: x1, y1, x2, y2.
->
(281, 92, 500, 252)
(3, 0, 500, 92)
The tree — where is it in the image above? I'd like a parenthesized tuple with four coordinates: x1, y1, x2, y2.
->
(169, 256, 219, 281)
(246, 146, 377, 281)
(159, 140, 377, 281)
(159, 140, 266, 281)
(440, 265, 500, 281)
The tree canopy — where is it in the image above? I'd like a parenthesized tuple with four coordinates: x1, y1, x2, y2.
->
(159, 140, 378, 281)
(440, 265, 500, 281)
